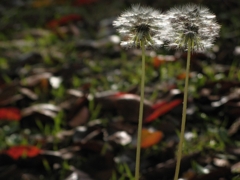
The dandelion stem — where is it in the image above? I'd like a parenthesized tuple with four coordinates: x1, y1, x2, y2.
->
(174, 39, 192, 180)
(135, 40, 145, 180)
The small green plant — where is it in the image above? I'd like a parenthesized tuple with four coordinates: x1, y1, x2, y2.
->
(53, 110, 64, 135)
(88, 94, 102, 121)
(36, 120, 52, 135)
(110, 163, 134, 180)
(51, 84, 66, 101)
(183, 126, 230, 155)
(228, 58, 239, 80)
(42, 158, 51, 173)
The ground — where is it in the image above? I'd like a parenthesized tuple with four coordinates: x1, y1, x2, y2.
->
(0, 0, 240, 180)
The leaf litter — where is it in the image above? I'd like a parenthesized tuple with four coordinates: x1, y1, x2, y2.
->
(0, 0, 240, 180)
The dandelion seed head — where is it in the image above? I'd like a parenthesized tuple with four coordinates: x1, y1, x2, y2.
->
(113, 4, 166, 48)
(165, 3, 220, 51)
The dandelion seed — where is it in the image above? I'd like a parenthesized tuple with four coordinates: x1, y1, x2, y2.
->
(113, 4, 166, 48)
(165, 3, 220, 51)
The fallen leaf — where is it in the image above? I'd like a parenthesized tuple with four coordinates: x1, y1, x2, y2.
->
(3, 146, 41, 160)
(176, 72, 187, 80)
(143, 152, 201, 179)
(69, 106, 89, 127)
(152, 55, 176, 68)
(21, 104, 61, 117)
(0, 84, 23, 106)
(21, 103, 61, 128)
(228, 117, 240, 136)
(65, 169, 93, 180)
(231, 162, 240, 173)
(213, 158, 230, 167)
(66, 96, 89, 127)
(141, 128, 164, 148)
(114, 93, 153, 123)
(19, 87, 38, 100)
(145, 99, 182, 123)
(46, 14, 82, 29)
(20, 72, 52, 87)
(183, 170, 197, 179)
(0, 108, 21, 121)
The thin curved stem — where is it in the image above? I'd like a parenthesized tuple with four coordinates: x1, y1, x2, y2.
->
(174, 40, 192, 180)
(134, 41, 145, 180)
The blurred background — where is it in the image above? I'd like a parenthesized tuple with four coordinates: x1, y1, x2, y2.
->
(0, 0, 240, 180)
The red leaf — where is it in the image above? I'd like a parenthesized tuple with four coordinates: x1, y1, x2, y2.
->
(152, 100, 168, 110)
(58, 14, 82, 25)
(46, 14, 82, 29)
(46, 20, 59, 29)
(0, 108, 21, 121)
(145, 99, 182, 123)
(4, 146, 41, 160)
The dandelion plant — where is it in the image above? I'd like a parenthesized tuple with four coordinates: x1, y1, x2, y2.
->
(113, 4, 166, 179)
(165, 4, 220, 180)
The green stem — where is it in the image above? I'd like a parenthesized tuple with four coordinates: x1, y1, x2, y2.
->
(134, 41, 145, 180)
(174, 40, 192, 180)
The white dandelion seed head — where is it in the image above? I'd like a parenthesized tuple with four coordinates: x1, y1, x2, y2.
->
(113, 4, 166, 49)
(165, 3, 220, 51)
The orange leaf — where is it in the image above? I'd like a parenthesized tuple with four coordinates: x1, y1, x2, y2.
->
(145, 99, 182, 123)
(40, 78, 49, 93)
(0, 108, 21, 121)
(177, 72, 186, 80)
(176, 72, 192, 80)
(151, 100, 167, 110)
(141, 128, 164, 148)
(152, 55, 176, 68)
(153, 56, 165, 68)
(4, 146, 41, 160)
